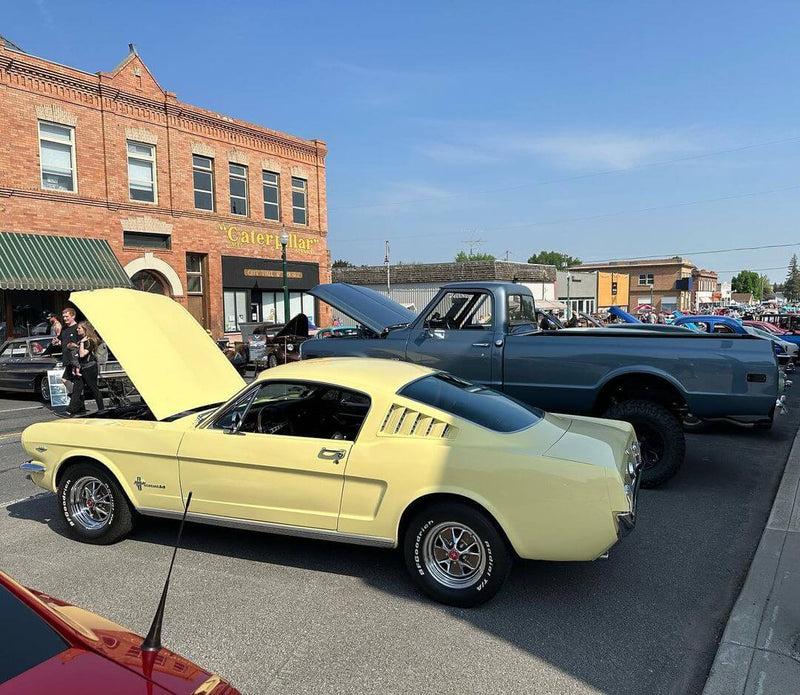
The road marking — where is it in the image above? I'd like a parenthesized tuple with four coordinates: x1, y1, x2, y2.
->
(0, 405, 42, 414)
(0, 492, 51, 509)
(0, 432, 23, 441)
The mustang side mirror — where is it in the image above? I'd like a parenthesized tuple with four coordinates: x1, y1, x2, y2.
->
(224, 412, 244, 435)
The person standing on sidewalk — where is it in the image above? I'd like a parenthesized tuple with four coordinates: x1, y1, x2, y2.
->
(66, 321, 105, 416)
(59, 308, 80, 396)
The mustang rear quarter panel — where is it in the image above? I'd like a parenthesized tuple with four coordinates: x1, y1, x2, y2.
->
(23, 420, 187, 512)
(338, 405, 619, 561)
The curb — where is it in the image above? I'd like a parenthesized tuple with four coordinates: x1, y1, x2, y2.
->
(703, 425, 800, 694)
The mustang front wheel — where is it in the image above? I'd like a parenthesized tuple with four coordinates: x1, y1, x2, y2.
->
(57, 463, 134, 544)
(403, 503, 511, 607)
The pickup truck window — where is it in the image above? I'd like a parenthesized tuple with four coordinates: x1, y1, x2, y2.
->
(425, 292, 492, 330)
(399, 373, 544, 433)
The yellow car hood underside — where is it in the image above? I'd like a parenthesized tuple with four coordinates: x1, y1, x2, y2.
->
(71, 288, 245, 420)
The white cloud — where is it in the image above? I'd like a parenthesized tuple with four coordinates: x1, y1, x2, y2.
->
(513, 132, 699, 170)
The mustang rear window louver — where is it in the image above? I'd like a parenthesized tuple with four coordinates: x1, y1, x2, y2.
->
(379, 404, 457, 439)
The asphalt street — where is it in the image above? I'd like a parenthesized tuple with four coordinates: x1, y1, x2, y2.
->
(0, 393, 797, 695)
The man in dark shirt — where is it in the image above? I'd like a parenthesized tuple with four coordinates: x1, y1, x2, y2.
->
(59, 308, 82, 410)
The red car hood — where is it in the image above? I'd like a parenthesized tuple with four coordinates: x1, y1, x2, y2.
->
(31, 589, 233, 695)
(0, 571, 236, 695)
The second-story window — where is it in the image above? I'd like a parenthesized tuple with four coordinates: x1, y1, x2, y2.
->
(127, 141, 157, 203)
(39, 121, 76, 192)
(638, 273, 654, 286)
(229, 163, 248, 216)
(291, 176, 307, 225)
(262, 170, 280, 221)
(193, 155, 214, 211)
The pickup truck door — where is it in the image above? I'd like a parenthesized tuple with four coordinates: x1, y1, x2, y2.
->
(405, 290, 498, 386)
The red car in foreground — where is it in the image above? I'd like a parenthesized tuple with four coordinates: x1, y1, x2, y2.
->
(0, 570, 238, 694)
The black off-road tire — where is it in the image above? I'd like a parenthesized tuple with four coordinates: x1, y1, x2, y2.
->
(37, 375, 50, 404)
(57, 463, 134, 544)
(604, 400, 685, 488)
(403, 502, 512, 608)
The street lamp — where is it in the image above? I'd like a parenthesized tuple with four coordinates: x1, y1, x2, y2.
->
(280, 229, 290, 323)
(566, 272, 571, 320)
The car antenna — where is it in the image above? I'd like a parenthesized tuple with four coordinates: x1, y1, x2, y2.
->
(141, 491, 193, 654)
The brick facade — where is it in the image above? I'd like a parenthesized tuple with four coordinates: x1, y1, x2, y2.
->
(573, 258, 701, 312)
(0, 40, 330, 336)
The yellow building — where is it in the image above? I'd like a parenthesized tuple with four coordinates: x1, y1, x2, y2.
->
(597, 272, 630, 310)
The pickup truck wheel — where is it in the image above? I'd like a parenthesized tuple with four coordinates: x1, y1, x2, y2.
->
(604, 400, 685, 488)
(403, 503, 512, 607)
(267, 354, 278, 369)
(57, 464, 134, 544)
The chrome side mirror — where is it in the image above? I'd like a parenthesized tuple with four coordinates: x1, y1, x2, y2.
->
(224, 411, 244, 435)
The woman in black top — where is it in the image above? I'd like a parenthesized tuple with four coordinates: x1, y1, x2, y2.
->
(72, 321, 105, 414)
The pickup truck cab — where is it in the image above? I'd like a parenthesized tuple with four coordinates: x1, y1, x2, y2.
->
(304, 282, 781, 487)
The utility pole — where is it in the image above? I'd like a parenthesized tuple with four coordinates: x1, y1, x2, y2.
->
(504, 250, 512, 261)
(384, 240, 391, 296)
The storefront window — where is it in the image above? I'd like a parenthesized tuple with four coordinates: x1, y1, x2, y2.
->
(224, 290, 247, 332)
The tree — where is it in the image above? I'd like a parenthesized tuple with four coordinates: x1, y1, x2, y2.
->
(785, 254, 800, 301)
(527, 250, 581, 269)
(455, 251, 496, 262)
(731, 270, 763, 299)
(332, 259, 354, 268)
(759, 274, 773, 296)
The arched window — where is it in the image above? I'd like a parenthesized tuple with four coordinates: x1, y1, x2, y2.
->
(131, 270, 168, 295)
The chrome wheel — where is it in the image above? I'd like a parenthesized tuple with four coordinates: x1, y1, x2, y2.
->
(39, 377, 50, 403)
(423, 522, 486, 589)
(68, 476, 113, 531)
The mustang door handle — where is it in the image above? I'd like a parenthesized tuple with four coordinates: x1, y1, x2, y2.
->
(318, 448, 346, 463)
(472, 342, 490, 348)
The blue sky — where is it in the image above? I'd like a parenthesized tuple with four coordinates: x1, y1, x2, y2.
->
(6, 1, 800, 281)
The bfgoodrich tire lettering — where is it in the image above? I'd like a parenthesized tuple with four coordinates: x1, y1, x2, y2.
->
(57, 463, 134, 545)
(403, 502, 511, 607)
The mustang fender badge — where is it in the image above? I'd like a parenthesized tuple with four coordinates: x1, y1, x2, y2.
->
(134, 476, 166, 491)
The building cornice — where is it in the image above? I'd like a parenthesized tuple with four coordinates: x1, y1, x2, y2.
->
(1, 52, 325, 163)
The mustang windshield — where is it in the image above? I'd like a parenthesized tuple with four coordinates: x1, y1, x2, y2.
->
(399, 373, 544, 433)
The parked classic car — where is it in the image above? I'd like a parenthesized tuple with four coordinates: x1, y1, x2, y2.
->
(247, 314, 311, 368)
(673, 315, 797, 367)
(0, 336, 60, 402)
(21, 288, 641, 607)
(0, 569, 238, 694)
(301, 282, 782, 487)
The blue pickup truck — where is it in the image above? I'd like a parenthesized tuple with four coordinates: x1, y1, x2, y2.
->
(303, 282, 782, 487)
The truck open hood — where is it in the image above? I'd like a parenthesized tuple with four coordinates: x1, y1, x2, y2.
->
(71, 288, 245, 421)
(308, 283, 417, 335)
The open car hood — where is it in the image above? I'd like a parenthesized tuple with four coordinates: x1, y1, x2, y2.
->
(274, 313, 309, 338)
(308, 283, 417, 335)
(71, 288, 245, 421)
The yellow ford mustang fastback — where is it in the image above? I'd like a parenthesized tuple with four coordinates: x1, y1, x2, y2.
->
(21, 289, 642, 607)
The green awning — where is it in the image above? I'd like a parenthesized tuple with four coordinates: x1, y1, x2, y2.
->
(0, 233, 132, 291)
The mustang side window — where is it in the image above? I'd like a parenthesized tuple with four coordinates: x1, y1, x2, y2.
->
(212, 380, 371, 440)
(425, 292, 492, 330)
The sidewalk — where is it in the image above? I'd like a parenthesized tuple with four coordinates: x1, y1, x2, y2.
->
(704, 427, 800, 694)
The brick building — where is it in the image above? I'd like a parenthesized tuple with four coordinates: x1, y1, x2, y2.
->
(332, 261, 557, 312)
(572, 257, 700, 312)
(0, 39, 330, 338)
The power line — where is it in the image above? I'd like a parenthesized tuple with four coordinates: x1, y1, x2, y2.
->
(582, 241, 800, 265)
(330, 134, 800, 213)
